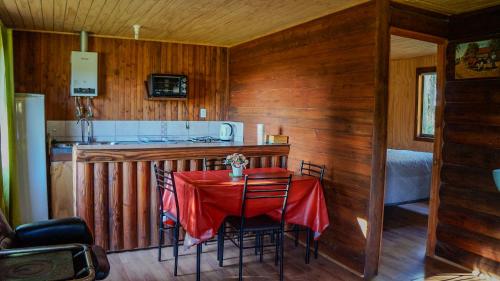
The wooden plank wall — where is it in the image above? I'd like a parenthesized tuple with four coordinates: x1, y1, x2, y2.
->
(388, 55, 436, 152)
(389, 2, 449, 38)
(229, 2, 381, 274)
(12, 31, 229, 121)
(435, 7, 500, 276)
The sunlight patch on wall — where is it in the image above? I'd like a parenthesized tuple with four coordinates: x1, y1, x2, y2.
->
(356, 217, 367, 238)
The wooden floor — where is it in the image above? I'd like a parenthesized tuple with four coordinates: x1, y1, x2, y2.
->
(106, 206, 478, 281)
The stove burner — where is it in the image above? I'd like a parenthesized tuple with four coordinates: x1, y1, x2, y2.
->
(189, 136, 222, 143)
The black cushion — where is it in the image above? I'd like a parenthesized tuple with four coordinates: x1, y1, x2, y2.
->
(14, 217, 93, 248)
(226, 215, 281, 231)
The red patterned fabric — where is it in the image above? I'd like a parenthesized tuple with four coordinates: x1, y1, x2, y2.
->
(163, 168, 330, 244)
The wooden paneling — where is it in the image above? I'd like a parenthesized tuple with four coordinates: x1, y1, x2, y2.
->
(108, 162, 124, 251)
(365, 0, 390, 277)
(392, 0, 500, 15)
(229, 2, 385, 276)
(74, 145, 289, 252)
(449, 5, 500, 40)
(435, 5, 500, 274)
(388, 55, 436, 152)
(93, 162, 109, 250)
(0, 0, 369, 46)
(390, 2, 450, 38)
(436, 78, 500, 276)
(49, 161, 74, 218)
(13, 31, 229, 121)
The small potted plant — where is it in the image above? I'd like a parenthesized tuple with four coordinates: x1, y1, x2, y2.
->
(224, 153, 249, 177)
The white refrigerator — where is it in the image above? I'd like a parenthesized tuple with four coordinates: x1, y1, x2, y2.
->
(15, 93, 48, 224)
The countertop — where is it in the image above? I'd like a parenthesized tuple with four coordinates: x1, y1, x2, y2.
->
(51, 141, 289, 162)
(73, 141, 287, 150)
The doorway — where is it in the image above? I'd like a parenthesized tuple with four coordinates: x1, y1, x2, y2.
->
(376, 27, 447, 280)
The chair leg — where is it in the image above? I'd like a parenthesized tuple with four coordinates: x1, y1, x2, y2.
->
(259, 233, 264, 262)
(279, 230, 285, 281)
(274, 232, 279, 266)
(196, 243, 202, 281)
(174, 224, 180, 276)
(158, 228, 163, 262)
(216, 227, 220, 261)
(293, 225, 299, 247)
(255, 232, 259, 255)
(314, 240, 319, 259)
(219, 224, 225, 267)
(305, 228, 311, 264)
(239, 230, 244, 281)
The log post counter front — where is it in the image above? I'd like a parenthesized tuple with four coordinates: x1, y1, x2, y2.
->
(73, 143, 290, 252)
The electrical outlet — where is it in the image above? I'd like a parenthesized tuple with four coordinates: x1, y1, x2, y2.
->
(200, 108, 207, 118)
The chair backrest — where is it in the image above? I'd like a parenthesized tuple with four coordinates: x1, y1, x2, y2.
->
(300, 160, 325, 184)
(154, 164, 180, 220)
(203, 157, 230, 171)
(240, 175, 293, 228)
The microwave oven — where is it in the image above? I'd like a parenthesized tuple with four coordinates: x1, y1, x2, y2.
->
(146, 74, 188, 99)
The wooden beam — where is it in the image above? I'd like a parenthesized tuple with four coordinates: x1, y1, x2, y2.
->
(364, 0, 390, 278)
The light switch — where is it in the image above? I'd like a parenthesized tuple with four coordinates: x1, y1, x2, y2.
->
(200, 108, 207, 118)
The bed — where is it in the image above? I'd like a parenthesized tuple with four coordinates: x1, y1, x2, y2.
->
(384, 149, 433, 205)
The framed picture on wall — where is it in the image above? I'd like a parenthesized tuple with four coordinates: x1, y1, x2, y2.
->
(455, 38, 500, 79)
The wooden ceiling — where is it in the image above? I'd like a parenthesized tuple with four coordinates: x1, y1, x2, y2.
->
(393, 0, 500, 15)
(390, 35, 437, 60)
(0, 0, 369, 46)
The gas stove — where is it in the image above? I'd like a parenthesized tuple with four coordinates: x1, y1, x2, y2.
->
(188, 136, 223, 143)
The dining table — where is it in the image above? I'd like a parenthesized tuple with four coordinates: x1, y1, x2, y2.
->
(162, 167, 330, 247)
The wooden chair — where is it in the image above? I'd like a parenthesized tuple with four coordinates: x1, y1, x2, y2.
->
(293, 160, 325, 262)
(154, 165, 204, 280)
(203, 157, 230, 171)
(219, 175, 292, 281)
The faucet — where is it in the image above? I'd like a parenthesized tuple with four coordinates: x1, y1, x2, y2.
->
(75, 97, 94, 144)
(77, 117, 93, 143)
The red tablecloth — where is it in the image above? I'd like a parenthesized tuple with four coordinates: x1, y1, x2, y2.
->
(163, 168, 329, 245)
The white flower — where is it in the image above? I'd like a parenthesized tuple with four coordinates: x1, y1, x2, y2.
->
(224, 153, 248, 168)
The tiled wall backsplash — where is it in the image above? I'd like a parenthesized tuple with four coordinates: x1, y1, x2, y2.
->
(47, 120, 244, 142)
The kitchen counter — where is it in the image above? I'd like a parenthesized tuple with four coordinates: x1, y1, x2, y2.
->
(75, 141, 281, 150)
(73, 141, 290, 251)
(73, 141, 289, 162)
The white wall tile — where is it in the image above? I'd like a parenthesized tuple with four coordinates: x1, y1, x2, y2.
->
(188, 121, 209, 137)
(116, 121, 139, 136)
(46, 121, 66, 137)
(166, 121, 189, 136)
(65, 121, 82, 138)
(94, 136, 115, 142)
(138, 121, 162, 136)
(93, 121, 116, 137)
(52, 120, 244, 142)
(208, 121, 223, 137)
(115, 135, 139, 142)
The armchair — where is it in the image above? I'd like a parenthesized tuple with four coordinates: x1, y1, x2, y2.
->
(0, 211, 109, 280)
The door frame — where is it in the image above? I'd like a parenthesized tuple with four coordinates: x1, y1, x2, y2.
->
(386, 27, 447, 257)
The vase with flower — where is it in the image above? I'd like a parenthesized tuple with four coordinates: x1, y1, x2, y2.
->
(224, 153, 249, 177)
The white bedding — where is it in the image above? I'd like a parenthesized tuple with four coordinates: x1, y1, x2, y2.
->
(384, 149, 433, 205)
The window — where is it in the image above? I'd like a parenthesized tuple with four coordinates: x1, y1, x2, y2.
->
(415, 67, 437, 140)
